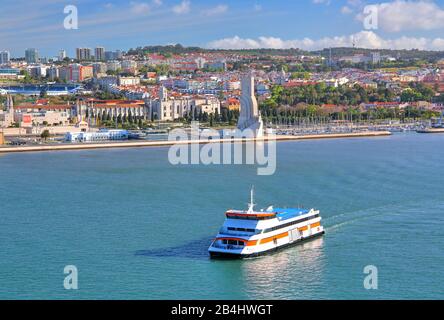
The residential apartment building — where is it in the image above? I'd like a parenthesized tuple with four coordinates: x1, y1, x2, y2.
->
(25, 48, 39, 64)
(60, 64, 94, 82)
(95, 47, 105, 61)
(0, 51, 10, 65)
(58, 49, 67, 61)
(76, 48, 92, 61)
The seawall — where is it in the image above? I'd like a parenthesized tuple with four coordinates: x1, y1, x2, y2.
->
(0, 131, 391, 154)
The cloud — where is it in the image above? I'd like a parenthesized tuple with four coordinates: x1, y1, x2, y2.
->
(206, 31, 444, 51)
(173, 0, 191, 14)
(312, 0, 331, 5)
(340, 0, 364, 15)
(152, 0, 162, 6)
(202, 4, 228, 16)
(356, 0, 444, 33)
(254, 4, 262, 12)
(348, 0, 364, 7)
(341, 6, 353, 15)
(130, 2, 151, 15)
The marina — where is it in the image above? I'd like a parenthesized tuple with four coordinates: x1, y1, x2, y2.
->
(417, 128, 444, 133)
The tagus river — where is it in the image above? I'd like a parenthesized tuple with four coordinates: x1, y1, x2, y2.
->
(0, 133, 443, 299)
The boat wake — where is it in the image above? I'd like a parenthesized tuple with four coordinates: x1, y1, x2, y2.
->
(135, 236, 213, 260)
(322, 199, 436, 233)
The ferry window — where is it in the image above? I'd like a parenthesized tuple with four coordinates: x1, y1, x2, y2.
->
(263, 214, 319, 233)
(228, 240, 237, 245)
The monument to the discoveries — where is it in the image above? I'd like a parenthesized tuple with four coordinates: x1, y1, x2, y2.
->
(237, 74, 264, 137)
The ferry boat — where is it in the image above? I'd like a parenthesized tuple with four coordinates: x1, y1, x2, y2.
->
(208, 189, 324, 258)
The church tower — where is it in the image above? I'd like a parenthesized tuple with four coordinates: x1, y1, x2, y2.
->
(6, 95, 14, 114)
(159, 86, 168, 102)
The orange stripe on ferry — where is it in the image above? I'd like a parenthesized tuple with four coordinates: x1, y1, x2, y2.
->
(259, 231, 289, 244)
(246, 240, 258, 246)
(310, 222, 321, 228)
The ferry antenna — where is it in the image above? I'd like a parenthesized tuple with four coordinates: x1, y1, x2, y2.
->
(248, 186, 256, 213)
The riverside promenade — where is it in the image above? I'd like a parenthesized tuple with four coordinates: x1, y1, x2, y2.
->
(0, 131, 391, 154)
(416, 128, 444, 134)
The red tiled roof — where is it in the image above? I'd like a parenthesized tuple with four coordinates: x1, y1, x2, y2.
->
(16, 104, 71, 110)
(93, 103, 144, 108)
(86, 99, 145, 105)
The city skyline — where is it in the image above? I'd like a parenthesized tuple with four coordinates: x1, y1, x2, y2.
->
(3, 0, 444, 57)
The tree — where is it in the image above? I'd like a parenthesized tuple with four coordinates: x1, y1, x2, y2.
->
(40, 88, 48, 98)
(202, 112, 209, 123)
(214, 108, 220, 123)
(40, 130, 50, 141)
(221, 109, 228, 123)
(128, 110, 133, 124)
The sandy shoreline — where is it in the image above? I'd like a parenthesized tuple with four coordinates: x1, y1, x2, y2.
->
(0, 131, 391, 154)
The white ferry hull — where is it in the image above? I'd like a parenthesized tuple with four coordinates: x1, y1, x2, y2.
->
(209, 226, 325, 259)
(209, 230, 325, 259)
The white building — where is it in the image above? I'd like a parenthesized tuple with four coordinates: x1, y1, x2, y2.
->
(106, 60, 121, 72)
(47, 66, 59, 81)
(65, 129, 129, 142)
(28, 65, 48, 78)
(151, 87, 220, 121)
(325, 77, 349, 87)
(371, 52, 381, 64)
(92, 62, 107, 77)
(195, 57, 207, 69)
(225, 80, 241, 91)
(121, 60, 137, 73)
(17, 110, 70, 127)
(118, 76, 140, 86)
(58, 49, 67, 61)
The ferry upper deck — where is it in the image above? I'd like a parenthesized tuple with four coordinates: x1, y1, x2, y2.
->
(220, 207, 320, 236)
